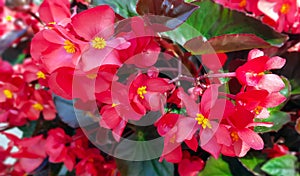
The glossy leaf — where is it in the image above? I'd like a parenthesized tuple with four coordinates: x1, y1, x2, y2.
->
(261, 155, 297, 176)
(18, 121, 37, 138)
(184, 34, 272, 55)
(116, 158, 174, 176)
(92, 0, 138, 18)
(136, 0, 199, 30)
(162, 0, 287, 50)
(255, 111, 291, 133)
(239, 152, 266, 175)
(198, 157, 231, 176)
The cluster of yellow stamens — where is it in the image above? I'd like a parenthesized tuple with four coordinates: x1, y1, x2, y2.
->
(3, 89, 13, 99)
(36, 71, 46, 79)
(230, 131, 239, 142)
(32, 102, 44, 111)
(253, 106, 263, 115)
(280, 3, 290, 14)
(239, 0, 247, 8)
(137, 86, 147, 99)
(195, 113, 212, 129)
(64, 40, 76, 53)
(92, 37, 106, 49)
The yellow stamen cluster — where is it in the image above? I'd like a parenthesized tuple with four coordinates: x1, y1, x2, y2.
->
(170, 134, 176, 144)
(36, 71, 46, 79)
(230, 131, 239, 142)
(64, 40, 76, 53)
(112, 103, 117, 107)
(137, 86, 147, 99)
(3, 89, 13, 99)
(239, 0, 247, 8)
(32, 102, 44, 111)
(91, 37, 106, 49)
(254, 106, 263, 115)
(6, 16, 13, 21)
(280, 3, 290, 14)
(86, 73, 97, 79)
(195, 113, 212, 129)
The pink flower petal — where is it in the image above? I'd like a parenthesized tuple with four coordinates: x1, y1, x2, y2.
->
(238, 128, 264, 150)
(71, 5, 115, 40)
(265, 56, 286, 70)
(258, 74, 285, 92)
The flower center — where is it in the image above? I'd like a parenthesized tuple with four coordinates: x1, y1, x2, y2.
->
(170, 134, 176, 143)
(64, 40, 76, 53)
(32, 102, 44, 111)
(230, 131, 239, 142)
(86, 73, 97, 79)
(36, 71, 46, 79)
(92, 37, 106, 49)
(280, 3, 290, 14)
(239, 0, 247, 8)
(112, 103, 117, 107)
(3, 89, 13, 99)
(195, 113, 212, 129)
(137, 86, 147, 99)
(5, 15, 13, 21)
(253, 106, 263, 115)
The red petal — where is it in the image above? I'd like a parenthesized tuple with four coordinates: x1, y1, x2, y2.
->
(201, 136, 221, 159)
(201, 84, 220, 115)
(175, 117, 197, 142)
(71, 5, 115, 40)
(201, 53, 227, 72)
(177, 88, 198, 117)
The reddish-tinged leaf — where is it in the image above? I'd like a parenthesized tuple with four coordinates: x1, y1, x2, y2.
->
(136, 0, 199, 30)
(185, 34, 272, 54)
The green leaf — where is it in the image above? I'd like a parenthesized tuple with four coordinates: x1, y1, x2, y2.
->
(291, 87, 300, 95)
(255, 111, 291, 133)
(18, 121, 37, 138)
(92, 0, 138, 18)
(162, 0, 287, 50)
(239, 152, 266, 175)
(198, 157, 231, 176)
(116, 159, 174, 176)
(261, 155, 297, 176)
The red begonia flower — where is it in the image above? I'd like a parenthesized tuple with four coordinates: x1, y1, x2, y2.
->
(178, 151, 205, 176)
(71, 5, 130, 71)
(236, 49, 286, 92)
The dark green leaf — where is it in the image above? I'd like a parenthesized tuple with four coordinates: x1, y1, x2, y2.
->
(255, 111, 291, 133)
(291, 87, 300, 95)
(116, 158, 174, 176)
(92, 0, 138, 18)
(198, 157, 231, 176)
(239, 152, 267, 175)
(261, 155, 297, 176)
(162, 0, 287, 49)
(18, 121, 37, 138)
